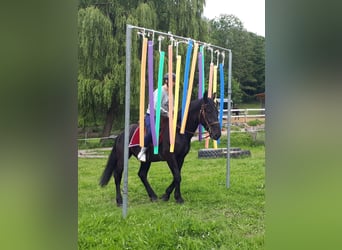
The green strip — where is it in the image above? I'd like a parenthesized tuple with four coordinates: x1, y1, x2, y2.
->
(154, 51, 165, 154)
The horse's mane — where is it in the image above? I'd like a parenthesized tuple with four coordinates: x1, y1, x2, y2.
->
(176, 98, 202, 123)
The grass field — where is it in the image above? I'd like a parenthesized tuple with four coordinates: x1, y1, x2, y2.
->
(78, 137, 265, 249)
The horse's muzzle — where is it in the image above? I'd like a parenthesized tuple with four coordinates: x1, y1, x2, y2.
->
(210, 129, 221, 140)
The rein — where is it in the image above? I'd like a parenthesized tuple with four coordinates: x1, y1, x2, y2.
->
(176, 124, 211, 139)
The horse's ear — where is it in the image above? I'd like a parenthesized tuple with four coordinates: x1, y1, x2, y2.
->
(203, 91, 208, 102)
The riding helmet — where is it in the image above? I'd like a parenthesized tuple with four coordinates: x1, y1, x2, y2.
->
(163, 73, 176, 81)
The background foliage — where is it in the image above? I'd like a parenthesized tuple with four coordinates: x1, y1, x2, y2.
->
(77, 0, 265, 136)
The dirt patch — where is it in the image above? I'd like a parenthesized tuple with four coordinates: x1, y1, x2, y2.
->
(78, 148, 111, 158)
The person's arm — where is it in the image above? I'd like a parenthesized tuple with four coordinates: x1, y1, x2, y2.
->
(153, 88, 169, 117)
(160, 90, 169, 117)
(153, 89, 158, 111)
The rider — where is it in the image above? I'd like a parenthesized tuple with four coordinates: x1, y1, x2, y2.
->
(137, 73, 176, 162)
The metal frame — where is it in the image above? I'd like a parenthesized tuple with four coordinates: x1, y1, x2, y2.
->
(123, 24, 232, 218)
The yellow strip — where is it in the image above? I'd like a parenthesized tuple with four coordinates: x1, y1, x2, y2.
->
(213, 65, 218, 149)
(180, 43, 199, 134)
(170, 55, 181, 152)
(213, 65, 218, 98)
(205, 63, 214, 148)
(139, 37, 147, 147)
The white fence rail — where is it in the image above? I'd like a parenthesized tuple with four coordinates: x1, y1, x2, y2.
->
(223, 108, 265, 119)
(78, 108, 266, 144)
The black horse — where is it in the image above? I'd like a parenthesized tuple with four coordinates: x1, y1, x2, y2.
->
(99, 92, 221, 206)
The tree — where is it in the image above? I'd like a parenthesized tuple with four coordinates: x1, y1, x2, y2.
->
(78, 0, 209, 136)
(208, 14, 265, 103)
(78, 7, 115, 131)
(249, 33, 265, 95)
(154, 0, 207, 39)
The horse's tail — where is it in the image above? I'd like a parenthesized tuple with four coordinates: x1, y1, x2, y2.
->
(99, 137, 118, 187)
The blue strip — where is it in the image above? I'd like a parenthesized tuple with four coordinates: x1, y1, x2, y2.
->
(181, 40, 193, 119)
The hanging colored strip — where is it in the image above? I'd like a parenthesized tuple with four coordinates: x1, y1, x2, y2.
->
(201, 46, 205, 97)
(197, 50, 203, 141)
(181, 40, 193, 120)
(208, 63, 214, 97)
(139, 37, 148, 147)
(154, 51, 165, 154)
(218, 63, 225, 144)
(170, 55, 181, 153)
(168, 45, 174, 152)
(205, 62, 214, 148)
(180, 43, 199, 134)
(200, 46, 206, 139)
(212, 65, 218, 148)
(148, 41, 157, 147)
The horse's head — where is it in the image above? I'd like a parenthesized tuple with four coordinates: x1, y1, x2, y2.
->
(200, 92, 221, 140)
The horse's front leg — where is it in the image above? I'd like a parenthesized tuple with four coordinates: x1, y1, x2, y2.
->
(162, 157, 185, 203)
(164, 158, 184, 203)
(172, 167, 184, 204)
(161, 180, 175, 201)
(138, 162, 158, 202)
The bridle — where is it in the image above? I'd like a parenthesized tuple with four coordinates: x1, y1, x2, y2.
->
(175, 101, 219, 138)
(199, 103, 220, 135)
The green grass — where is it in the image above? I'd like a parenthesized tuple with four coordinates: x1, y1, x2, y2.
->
(78, 139, 265, 249)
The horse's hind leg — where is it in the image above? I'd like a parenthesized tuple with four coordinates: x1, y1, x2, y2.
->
(114, 159, 124, 207)
(138, 162, 158, 202)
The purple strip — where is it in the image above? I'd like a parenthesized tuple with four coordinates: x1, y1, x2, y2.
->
(148, 41, 156, 146)
(198, 52, 203, 141)
(218, 63, 225, 144)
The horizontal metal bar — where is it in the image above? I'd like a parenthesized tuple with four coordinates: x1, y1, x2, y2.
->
(127, 24, 232, 52)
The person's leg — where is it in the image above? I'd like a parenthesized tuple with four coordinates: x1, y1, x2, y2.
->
(144, 114, 152, 146)
(138, 114, 151, 161)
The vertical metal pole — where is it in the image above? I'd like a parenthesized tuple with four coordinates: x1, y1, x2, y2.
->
(123, 24, 132, 218)
(226, 50, 232, 188)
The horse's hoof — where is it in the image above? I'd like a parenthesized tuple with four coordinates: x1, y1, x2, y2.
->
(161, 194, 170, 201)
(116, 198, 123, 207)
(175, 198, 184, 204)
(150, 196, 158, 202)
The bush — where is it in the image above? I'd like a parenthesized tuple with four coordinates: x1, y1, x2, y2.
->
(247, 119, 264, 126)
(99, 138, 115, 147)
(230, 132, 264, 147)
(78, 138, 102, 149)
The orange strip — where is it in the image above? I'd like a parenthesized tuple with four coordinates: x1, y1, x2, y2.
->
(139, 37, 148, 147)
(170, 55, 181, 152)
(168, 45, 174, 151)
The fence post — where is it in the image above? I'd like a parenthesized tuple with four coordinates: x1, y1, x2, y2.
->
(244, 109, 248, 123)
